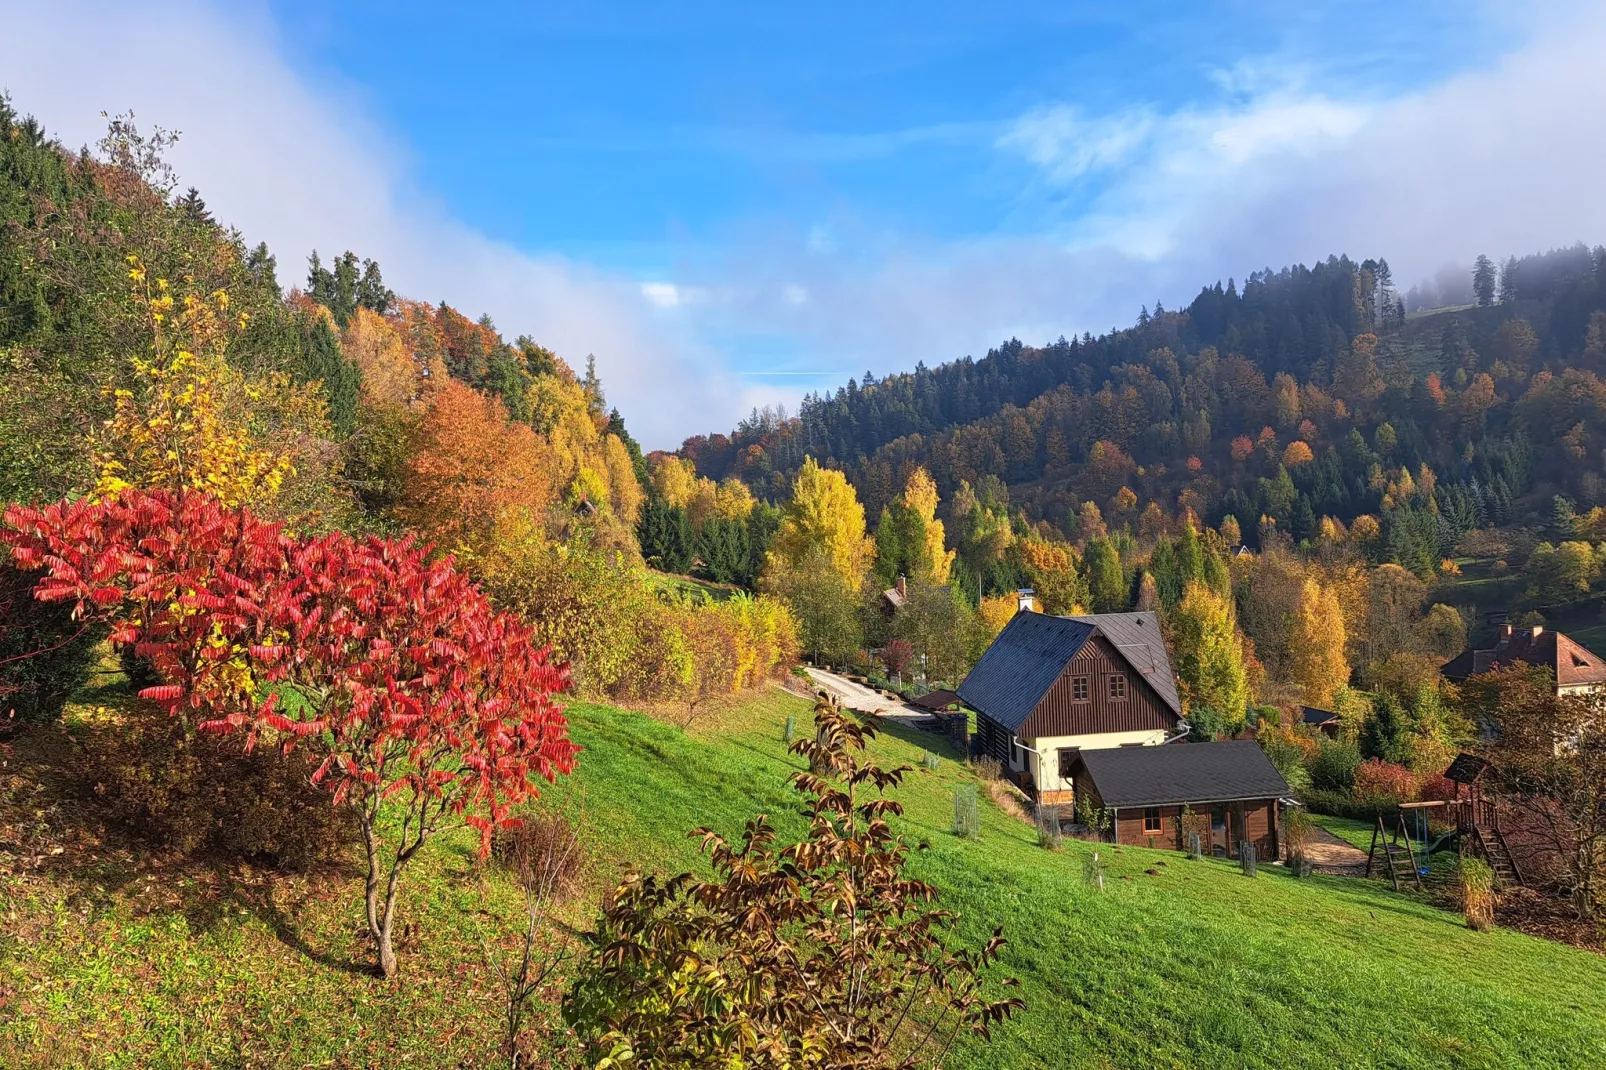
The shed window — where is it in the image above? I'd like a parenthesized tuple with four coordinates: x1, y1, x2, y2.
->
(1143, 807, 1162, 834)
(1107, 673, 1127, 700)
(1070, 676, 1090, 701)
(1057, 747, 1079, 779)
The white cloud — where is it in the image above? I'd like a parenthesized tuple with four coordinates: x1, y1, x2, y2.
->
(0, 0, 780, 449)
(670, 2, 1606, 379)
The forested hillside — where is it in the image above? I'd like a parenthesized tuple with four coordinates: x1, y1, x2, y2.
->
(682, 245, 1606, 579)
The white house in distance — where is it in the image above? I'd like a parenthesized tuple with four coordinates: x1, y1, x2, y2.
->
(957, 594, 1186, 806)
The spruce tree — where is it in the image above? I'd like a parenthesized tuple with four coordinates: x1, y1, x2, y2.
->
(299, 317, 359, 437)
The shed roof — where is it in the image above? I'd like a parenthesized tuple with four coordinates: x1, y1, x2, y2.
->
(1076, 741, 1291, 809)
(1300, 706, 1338, 726)
(910, 688, 961, 711)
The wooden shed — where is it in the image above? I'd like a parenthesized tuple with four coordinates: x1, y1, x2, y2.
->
(1069, 741, 1290, 860)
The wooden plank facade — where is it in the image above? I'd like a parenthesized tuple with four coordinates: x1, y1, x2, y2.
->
(1017, 635, 1177, 739)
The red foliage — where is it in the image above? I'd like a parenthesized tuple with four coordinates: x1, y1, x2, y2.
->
(1417, 774, 1456, 802)
(3, 490, 578, 856)
(1353, 758, 1418, 804)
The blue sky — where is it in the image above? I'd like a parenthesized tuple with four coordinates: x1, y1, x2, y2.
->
(5, 1, 1605, 445)
(264, 1, 1493, 271)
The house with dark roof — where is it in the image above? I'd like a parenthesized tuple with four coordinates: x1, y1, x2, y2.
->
(1069, 741, 1290, 859)
(1441, 623, 1606, 697)
(1299, 706, 1341, 737)
(957, 608, 1184, 805)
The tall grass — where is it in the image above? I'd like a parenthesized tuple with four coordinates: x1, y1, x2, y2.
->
(1459, 856, 1498, 932)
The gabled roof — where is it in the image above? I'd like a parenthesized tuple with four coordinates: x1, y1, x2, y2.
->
(956, 610, 1181, 732)
(1065, 611, 1181, 716)
(957, 613, 1095, 731)
(1076, 741, 1291, 809)
(1441, 626, 1606, 688)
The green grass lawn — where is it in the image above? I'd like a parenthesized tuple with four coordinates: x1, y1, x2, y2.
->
(1312, 813, 1379, 852)
(5, 687, 1606, 1068)
(645, 569, 739, 603)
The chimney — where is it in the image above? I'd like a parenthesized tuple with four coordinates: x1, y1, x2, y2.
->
(1017, 588, 1035, 614)
(896, 574, 907, 599)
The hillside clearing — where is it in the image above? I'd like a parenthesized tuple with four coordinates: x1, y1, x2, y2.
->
(3, 687, 1605, 1068)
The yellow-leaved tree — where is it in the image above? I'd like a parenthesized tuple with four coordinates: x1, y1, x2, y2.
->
(767, 457, 874, 591)
(1290, 577, 1350, 708)
(94, 256, 311, 511)
(1171, 579, 1251, 737)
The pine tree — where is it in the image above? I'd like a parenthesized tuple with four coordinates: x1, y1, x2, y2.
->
(1472, 255, 1497, 307)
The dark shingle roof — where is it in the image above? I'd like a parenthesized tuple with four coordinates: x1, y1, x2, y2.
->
(1076, 741, 1291, 808)
(1066, 611, 1180, 715)
(956, 613, 1094, 731)
(1300, 706, 1338, 726)
(1444, 753, 1489, 784)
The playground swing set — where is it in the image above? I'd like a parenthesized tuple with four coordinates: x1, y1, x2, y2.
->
(1363, 800, 1464, 892)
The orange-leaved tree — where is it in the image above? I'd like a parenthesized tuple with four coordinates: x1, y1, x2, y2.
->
(399, 378, 556, 554)
(3, 489, 578, 978)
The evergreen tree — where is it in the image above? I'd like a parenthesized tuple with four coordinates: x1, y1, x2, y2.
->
(177, 186, 213, 225)
(1150, 538, 1181, 609)
(299, 317, 359, 437)
(607, 408, 650, 486)
(1084, 537, 1126, 613)
(1472, 255, 1497, 307)
(638, 497, 695, 573)
(697, 516, 750, 585)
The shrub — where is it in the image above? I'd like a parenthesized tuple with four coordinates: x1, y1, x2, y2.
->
(1082, 850, 1106, 891)
(79, 700, 348, 868)
(0, 561, 102, 728)
(782, 713, 796, 744)
(1035, 804, 1062, 850)
(1459, 856, 1497, 931)
(1257, 721, 1313, 793)
(1284, 808, 1314, 876)
(953, 785, 982, 838)
(563, 694, 1022, 1065)
(1354, 758, 1419, 808)
(1307, 737, 1362, 791)
(970, 755, 1002, 781)
(1299, 787, 1384, 821)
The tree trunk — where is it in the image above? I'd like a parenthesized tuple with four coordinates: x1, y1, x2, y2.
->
(360, 813, 400, 979)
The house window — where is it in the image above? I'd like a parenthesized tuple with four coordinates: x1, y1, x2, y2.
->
(1143, 807, 1162, 833)
(1070, 676, 1090, 702)
(1107, 673, 1127, 700)
(1058, 747, 1079, 780)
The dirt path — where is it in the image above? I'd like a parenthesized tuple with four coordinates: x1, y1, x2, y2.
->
(1305, 825, 1370, 875)
(803, 668, 927, 723)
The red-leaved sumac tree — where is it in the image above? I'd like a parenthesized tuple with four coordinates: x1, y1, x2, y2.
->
(3, 489, 579, 978)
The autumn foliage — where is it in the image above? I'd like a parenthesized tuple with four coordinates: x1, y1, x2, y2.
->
(3, 489, 578, 976)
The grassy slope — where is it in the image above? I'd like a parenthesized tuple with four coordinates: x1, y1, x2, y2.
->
(5, 688, 1606, 1068)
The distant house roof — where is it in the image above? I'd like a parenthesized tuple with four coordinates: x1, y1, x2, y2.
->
(1300, 706, 1339, 727)
(910, 688, 961, 711)
(1441, 625, 1606, 688)
(956, 610, 1180, 732)
(1075, 741, 1291, 809)
(882, 586, 907, 609)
